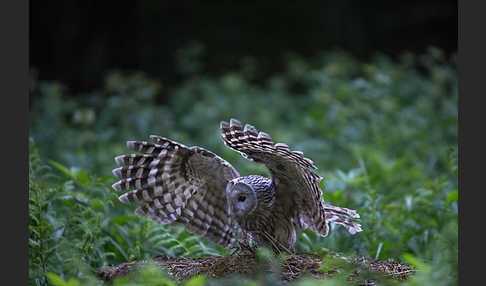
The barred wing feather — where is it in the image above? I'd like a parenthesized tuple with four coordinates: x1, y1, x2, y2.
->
(112, 135, 240, 247)
(220, 118, 362, 237)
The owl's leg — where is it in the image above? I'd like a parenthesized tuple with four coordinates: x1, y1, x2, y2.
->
(259, 222, 297, 254)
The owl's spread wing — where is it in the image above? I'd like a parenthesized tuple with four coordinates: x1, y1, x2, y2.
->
(220, 118, 361, 237)
(112, 135, 240, 248)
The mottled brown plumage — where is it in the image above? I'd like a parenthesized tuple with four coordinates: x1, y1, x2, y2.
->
(112, 119, 362, 253)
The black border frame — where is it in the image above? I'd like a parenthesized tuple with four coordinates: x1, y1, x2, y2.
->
(1, 0, 29, 284)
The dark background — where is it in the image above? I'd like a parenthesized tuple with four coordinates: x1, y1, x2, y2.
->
(30, 1, 457, 94)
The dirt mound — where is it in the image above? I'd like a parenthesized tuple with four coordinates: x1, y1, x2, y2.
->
(98, 251, 414, 284)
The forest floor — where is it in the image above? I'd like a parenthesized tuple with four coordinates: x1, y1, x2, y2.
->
(98, 250, 415, 285)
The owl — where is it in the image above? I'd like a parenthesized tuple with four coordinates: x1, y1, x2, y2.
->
(112, 119, 362, 253)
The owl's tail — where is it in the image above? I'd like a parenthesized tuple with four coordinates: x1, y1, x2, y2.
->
(323, 204, 363, 235)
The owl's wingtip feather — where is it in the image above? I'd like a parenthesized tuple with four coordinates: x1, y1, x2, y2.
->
(229, 118, 242, 128)
(126, 141, 137, 150)
(114, 155, 125, 166)
(243, 123, 257, 134)
(220, 120, 229, 129)
(118, 193, 129, 204)
(112, 167, 123, 179)
(348, 223, 363, 235)
(112, 181, 122, 191)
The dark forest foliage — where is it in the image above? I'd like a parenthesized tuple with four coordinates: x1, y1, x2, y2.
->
(29, 48, 457, 285)
(30, 2, 457, 93)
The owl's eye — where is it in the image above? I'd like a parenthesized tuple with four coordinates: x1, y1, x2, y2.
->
(237, 195, 246, 202)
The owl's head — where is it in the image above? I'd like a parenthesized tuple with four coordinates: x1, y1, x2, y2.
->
(226, 180, 258, 218)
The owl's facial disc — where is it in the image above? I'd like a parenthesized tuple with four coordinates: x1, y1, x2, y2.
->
(228, 182, 257, 217)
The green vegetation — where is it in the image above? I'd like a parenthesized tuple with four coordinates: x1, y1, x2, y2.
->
(29, 47, 457, 285)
